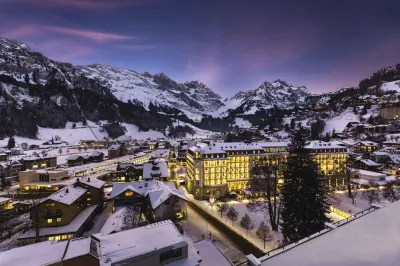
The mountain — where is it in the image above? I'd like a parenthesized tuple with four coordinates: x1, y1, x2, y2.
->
(220, 80, 311, 116)
(0, 36, 399, 141)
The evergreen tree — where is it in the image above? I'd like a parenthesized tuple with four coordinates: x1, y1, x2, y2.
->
(7, 136, 15, 149)
(280, 126, 330, 244)
(290, 118, 295, 130)
(226, 206, 239, 226)
(24, 73, 29, 84)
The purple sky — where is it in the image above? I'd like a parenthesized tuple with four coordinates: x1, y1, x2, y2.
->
(1, 0, 400, 96)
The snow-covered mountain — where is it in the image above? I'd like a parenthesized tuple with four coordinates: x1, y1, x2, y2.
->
(0, 36, 400, 141)
(219, 80, 311, 116)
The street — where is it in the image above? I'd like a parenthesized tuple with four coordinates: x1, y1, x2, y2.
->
(83, 202, 113, 236)
(180, 204, 247, 265)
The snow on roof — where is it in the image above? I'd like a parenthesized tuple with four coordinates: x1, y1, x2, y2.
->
(353, 169, 386, 177)
(94, 220, 196, 265)
(91, 151, 104, 157)
(77, 176, 106, 189)
(358, 159, 382, 167)
(385, 154, 400, 164)
(258, 201, 400, 266)
(66, 155, 83, 161)
(306, 141, 346, 150)
(110, 181, 187, 209)
(194, 240, 231, 266)
(373, 151, 390, 156)
(100, 207, 129, 235)
(0, 240, 68, 266)
(358, 141, 379, 146)
(0, 197, 12, 203)
(143, 161, 168, 180)
(22, 154, 56, 161)
(152, 148, 170, 158)
(19, 205, 97, 239)
(46, 185, 87, 205)
(62, 237, 91, 261)
(0, 160, 21, 168)
(108, 144, 121, 150)
(191, 142, 288, 155)
(35, 169, 68, 174)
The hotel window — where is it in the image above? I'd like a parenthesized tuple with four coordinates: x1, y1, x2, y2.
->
(61, 235, 67, 240)
(47, 218, 53, 224)
(57, 218, 62, 222)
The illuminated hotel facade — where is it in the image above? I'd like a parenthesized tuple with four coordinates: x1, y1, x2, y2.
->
(186, 141, 347, 199)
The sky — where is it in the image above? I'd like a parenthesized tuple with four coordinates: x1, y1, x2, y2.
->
(0, 0, 400, 97)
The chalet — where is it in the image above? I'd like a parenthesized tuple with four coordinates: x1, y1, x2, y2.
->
(143, 160, 169, 181)
(110, 181, 188, 222)
(382, 154, 400, 176)
(354, 141, 379, 153)
(18, 184, 99, 245)
(115, 162, 143, 182)
(147, 141, 157, 150)
(75, 177, 105, 206)
(108, 144, 125, 159)
(354, 159, 382, 172)
(0, 153, 8, 161)
(66, 155, 84, 167)
(90, 151, 104, 162)
(20, 155, 57, 170)
(0, 160, 22, 181)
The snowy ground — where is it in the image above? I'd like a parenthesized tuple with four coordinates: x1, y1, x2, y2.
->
(323, 108, 359, 134)
(233, 118, 252, 129)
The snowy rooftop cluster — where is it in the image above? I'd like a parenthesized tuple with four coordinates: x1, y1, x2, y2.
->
(77, 176, 106, 189)
(252, 201, 400, 266)
(100, 207, 129, 235)
(110, 181, 187, 209)
(0, 237, 91, 266)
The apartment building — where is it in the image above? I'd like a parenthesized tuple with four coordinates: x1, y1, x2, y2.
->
(186, 141, 347, 199)
(0, 160, 22, 181)
(20, 155, 57, 170)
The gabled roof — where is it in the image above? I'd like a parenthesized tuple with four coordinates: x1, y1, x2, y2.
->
(45, 185, 87, 206)
(109, 144, 121, 150)
(357, 159, 382, 167)
(66, 155, 83, 161)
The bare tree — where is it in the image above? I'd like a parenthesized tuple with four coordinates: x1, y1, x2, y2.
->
(240, 213, 254, 236)
(30, 196, 43, 243)
(362, 181, 381, 205)
(226, 206, 239, 226)
(215, 202, 229, 218)
(256, 222, 273, 249)
(121, 206, 138, 230)
(247, 156, 282, 231)
(382, 178, 400, 202)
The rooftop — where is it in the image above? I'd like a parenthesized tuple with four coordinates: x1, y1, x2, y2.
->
(45, 185, 87, 205)
(255, 201, 400, 266)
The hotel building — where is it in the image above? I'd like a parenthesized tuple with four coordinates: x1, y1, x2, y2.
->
(186, 141, 347, 199)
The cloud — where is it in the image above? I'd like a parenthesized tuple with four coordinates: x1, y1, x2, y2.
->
(2, 0, 160, 9)
(0, 24, 135, 42)
(45, 26, 136, 42)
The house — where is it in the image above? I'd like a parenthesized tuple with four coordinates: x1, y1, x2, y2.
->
(143, 160, 169, 181)
(0, 237, 99, 266)
(75, 177, 105, 206)
(380, 106, 400, 120)
(99, 207, 133, 235)
(115, 162, 143, 182)
(90, 220, 202, 266)
(19, 169, 70, 191)
(147, 141, 157, 150)
(0, 160, 22, 181)
(110, 181, 188, 222)
(382, 154, 400, 175)
(66, 155, 84, 167)
(0, 153, 8, 161)
(20, 155, 57, 170)
(90, 151, 104, 162)
(108, 144, 125, 159)
(354, 158, 382, 171)
(246, 201, 400, 266)
(0, 197, 13, 211)
(354, 141, 379, 153)
(18, 184, 99, 245)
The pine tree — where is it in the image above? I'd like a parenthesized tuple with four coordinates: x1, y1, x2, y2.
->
(7, 136, 15, 149)
(240, 213, 254, 236)
(24, 73, 29, 84)
(290, 118, 295, 130)
(280, 126, 330, 244)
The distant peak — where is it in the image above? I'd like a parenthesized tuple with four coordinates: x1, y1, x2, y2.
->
(272, 79, 290, 87)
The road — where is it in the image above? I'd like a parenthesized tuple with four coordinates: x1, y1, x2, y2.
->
(83, 202, 113, 236)
(180, 204, 247, 265)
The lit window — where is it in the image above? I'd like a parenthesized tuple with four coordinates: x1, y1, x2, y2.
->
(57, 218, 62, 222)
(125, 191, 133, 197)
(61, 235, 67, 240)
(87, 198, 91, 201)
(48, 236, 54, 240)
(87, 192, 91, 195)
(47, 219, 53, 224)
(51, 203, 55, 206)
(55, 236, 60, 241)
(68, 234, 73, 239)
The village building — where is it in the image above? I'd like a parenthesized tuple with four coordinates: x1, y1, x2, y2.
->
(143, 160, 169, 181)
(0, 197, 13, 211)
(20, 155, 57, 170)
(0, 160, 22, 182)
(354, 141, 379, 153)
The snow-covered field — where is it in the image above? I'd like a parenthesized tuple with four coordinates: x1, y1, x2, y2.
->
(233, 118, 252, 129)
(380, 80, 400, 92)
(323, 108, 359, 134)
